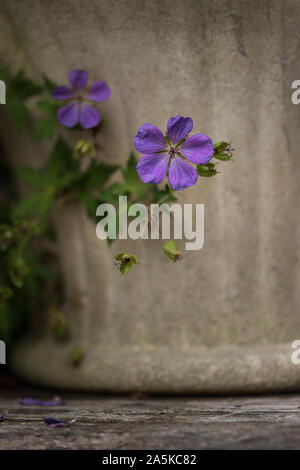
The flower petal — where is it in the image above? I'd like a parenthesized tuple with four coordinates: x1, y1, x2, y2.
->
(168, 156, 198, 191)
(86, 81, 111, 102)
(134, 124, 167, 154)
(79, 102, 100, 129)
(69, 69, 88, 90)
(0, 412, 6, 422)
(167, 116, 193, 145)
(52, 86, 75, 101)
(20, 397, 65, 406)
(57, 102, 79, 128)
(44, 417, 75, 428)
(180, 134, 214, 164)
(137, 154, 169, 184)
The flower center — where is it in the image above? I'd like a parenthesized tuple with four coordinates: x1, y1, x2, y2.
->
(168, 147, 178, 159)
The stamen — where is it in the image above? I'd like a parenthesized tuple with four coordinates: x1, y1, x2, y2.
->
(168, 147, 178, 159)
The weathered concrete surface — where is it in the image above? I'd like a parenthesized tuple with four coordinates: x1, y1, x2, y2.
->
(1, 390, 300, 449)
(0, 0, 300, 392)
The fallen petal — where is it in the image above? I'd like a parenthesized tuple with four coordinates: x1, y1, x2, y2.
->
(44, 417, 76, 428)
(20, 396, 65, 406)
(0, 412, 7, 421)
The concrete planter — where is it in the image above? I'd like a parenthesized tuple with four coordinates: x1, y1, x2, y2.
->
(1, 0, 300, 392)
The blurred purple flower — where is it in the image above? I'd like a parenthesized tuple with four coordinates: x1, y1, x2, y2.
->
(0, 412, 6, 421)
(53, 69, 110, 129)
(44, 417, 75, 428)
(20, 396, 65, 406)
(134, 116, 213, 191)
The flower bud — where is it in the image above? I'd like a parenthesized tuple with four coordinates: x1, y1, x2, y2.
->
(197, 162, 218, 177)
(115, 253, 139, 275)
(74, 139, 96, 158)
(163, 241, 183, 262)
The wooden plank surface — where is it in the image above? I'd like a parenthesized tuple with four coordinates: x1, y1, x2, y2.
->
(1, 390, 300, 449)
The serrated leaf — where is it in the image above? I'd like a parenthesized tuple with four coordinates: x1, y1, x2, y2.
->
(77, 192, 99, 218)
(82, 161, 119, 190)
(8, 69, 42, 99)
(7, 97, 29, 133)
(152, 184, 177, 204)
(43, 75, 57, 94)
(46, 138, 78, 180)
(34, 116, 58, 140)
(122, 152, 148, 196)
(17, 167, 46, 189)
(12, 187, 55, 222)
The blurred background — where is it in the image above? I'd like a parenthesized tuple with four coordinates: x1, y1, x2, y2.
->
(0, 0, 299, 394)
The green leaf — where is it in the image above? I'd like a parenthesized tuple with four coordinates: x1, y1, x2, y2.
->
(17, 167, 46, 189)
(34, 116, 58, 139)
(100, 182, 128, 202)
(71, 347, 84, 366)
(43, 75, 57, 94)
(8, 256, 29, 288)
(34, 99, 60, 140)
(121, 152, 148, 196)
(122, 152, 138, 185)
(12, 187, 55, 222)
(0, 66, 9, 82)
(152, 184, 177, 204)
(82, 161, 119, 191)
(0, 286, 13, 304)
(77, 192, 99, 218)
(4, 69, 43, 133)
(6, 97, 29, 133)
(8, 69, 42, 100)
(46, 138, 78, 180)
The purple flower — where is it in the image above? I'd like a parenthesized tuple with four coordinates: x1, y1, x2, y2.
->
(20, 396, 65, 406)
(44, 417, 76, 428)
(0, 412, 7, 422)
(134, 116, 214, 191)
(52, 70, 110, 129)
